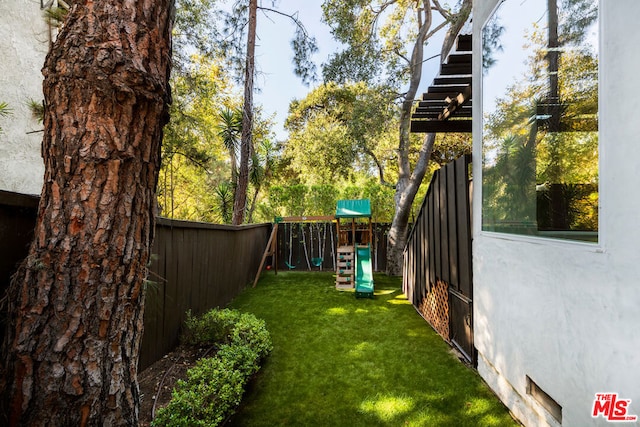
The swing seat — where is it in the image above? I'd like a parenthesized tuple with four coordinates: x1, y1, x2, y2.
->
(285, 261, 296, 270)
(311, 257, 323, 267)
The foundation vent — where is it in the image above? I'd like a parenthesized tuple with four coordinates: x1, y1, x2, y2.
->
(526, 375, 562, 423)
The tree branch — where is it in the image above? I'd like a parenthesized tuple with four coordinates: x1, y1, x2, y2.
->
(369, 0, 399, 15)
(363, 146, 395, 188)
(425, 20, 449, 42)
(431, 0, 452, 21)
(395, 48, 411, 65)
(409, 132, 436, 184)
(257, 7, 309, 36)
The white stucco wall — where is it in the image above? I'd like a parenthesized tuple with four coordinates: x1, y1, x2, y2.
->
(472, 1, 640, 426)
(0, 0, 48, 194)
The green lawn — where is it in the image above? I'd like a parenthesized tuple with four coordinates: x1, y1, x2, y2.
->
(228, 272, 517, 427)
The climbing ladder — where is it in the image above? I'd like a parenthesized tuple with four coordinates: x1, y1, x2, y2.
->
(335, 245, 355, 290)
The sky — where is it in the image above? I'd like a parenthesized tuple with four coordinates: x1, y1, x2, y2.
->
(251, 1, 338, 140)
(251, 1, 444, 141)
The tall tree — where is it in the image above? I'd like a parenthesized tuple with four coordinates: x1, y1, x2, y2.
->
(232, 0, 258, 225)
(322, 0, 472, 275)
(220, 1, 317, 224)
(1, 0, 173, 424)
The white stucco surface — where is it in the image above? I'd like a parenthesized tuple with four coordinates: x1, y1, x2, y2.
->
(0, 0, 48, 194)
(472, 1, 640, 426)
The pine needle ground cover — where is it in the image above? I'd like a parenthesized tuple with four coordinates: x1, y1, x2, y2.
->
(229, 272, 517, 426)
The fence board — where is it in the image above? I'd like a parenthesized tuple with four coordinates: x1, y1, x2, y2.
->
(139, 219, 269, 369)
(428, 193, 436, 286)
(403, 155, 474, 365)
(439, 171, 450, 283)
(447, 161, 459, 291)
(433, 174, 442, 282)
(456, 156, 473, 296)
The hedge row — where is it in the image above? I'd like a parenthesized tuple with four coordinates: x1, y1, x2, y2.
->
(152, 308, 272, 426)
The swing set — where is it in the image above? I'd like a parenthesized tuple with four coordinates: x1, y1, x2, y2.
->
(252, 215, 335, 287)
(252, 199, 374, 299)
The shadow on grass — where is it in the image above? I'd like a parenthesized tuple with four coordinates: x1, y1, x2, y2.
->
(228, 272, 517, 427)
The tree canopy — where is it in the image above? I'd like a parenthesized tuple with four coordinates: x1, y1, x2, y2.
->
(319, 0, 472, 274)
(155, 1, 472, 233)
(285, 81, 398, 184)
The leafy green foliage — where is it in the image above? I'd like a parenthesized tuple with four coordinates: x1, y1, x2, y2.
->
(44, 6, 69, 27)
(217, 107, 242, 180)
(153, 308, 272, 427)
(284, 81, 398, 183)
(173, 0, 223, 72)
(320, 0, 384, 84)
(157, 52, 277, 224)
(559, 0, 598, 45)
(182, 308, 241, 346)
(214, 181, 235, 224)
(151, 351, 248, 427)
(26, 99, 44, 124)
(0, 102, 11, 134)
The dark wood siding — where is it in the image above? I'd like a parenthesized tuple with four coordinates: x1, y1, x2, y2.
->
(141, 218, 269, 368)
(403, 155, 475, 364)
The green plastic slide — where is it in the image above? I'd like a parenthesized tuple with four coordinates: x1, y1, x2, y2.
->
(355, 245, 374, 299)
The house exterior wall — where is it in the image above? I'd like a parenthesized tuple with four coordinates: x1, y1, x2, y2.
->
(472, 1, 640, 426)
(0, 0, 48, 194)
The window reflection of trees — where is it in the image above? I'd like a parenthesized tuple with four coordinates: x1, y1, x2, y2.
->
(482, 0, 598, 242)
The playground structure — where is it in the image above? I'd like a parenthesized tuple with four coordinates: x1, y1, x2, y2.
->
(252, 215, 334, 287)
(253, 199, 375, 298)
(335, 199, 374, 298)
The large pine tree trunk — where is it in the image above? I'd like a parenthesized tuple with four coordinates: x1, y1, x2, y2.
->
(1, 1, 172, 425)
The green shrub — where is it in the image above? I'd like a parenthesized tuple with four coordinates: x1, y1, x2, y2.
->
(216, 343, 261, 377)
(152, 308, 272, 427)
(181, 308, 242, 346)
(182, 308, 273, 359)
(229, 313, 273, 359)
(152, 355, 246, 426)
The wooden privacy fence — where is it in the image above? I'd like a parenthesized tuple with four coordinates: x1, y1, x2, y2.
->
(275, 222, 389, 273)
(0, 190, 39, 296)
(141, 218, 269, 369)
(403, 154, 475, 364)
(0, 190, 270, 370)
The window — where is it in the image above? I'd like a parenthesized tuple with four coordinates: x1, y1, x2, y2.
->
(482, 0, 599, 242)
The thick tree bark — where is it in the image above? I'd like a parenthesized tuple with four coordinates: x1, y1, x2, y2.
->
(233, 0, 257, 225)
(1, 1, 173, 425)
